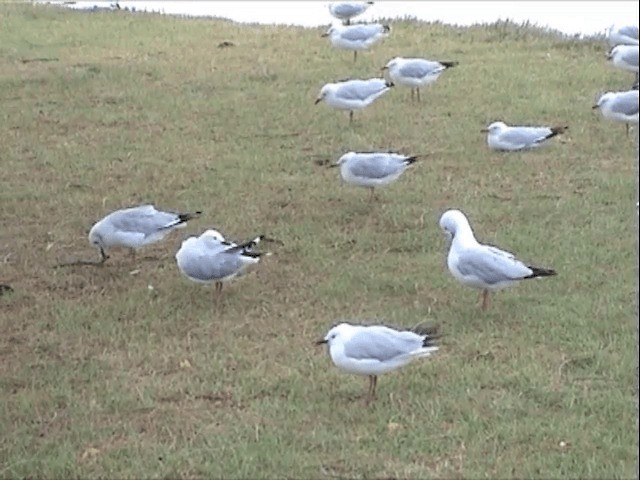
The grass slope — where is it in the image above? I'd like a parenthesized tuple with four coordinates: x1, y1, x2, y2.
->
(0, 4, 637, 478)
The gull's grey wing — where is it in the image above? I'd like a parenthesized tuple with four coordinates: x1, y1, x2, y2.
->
(108, 206, 179, 236)
(348, 153, 405, 179)
(331, 3, 365, 18)
(611, 91, 639, 116)
(180, 250, 247, 282)
(620, 47, 639, 66)
(343, 326, 423, 362)
(455, 245, 532, 285)
(341, 24, 384, 41)
(618, 25, 639, 40)
(399, 60, 443, 79)
(500, 127, 551, 147)
(338, 79, 388, 101)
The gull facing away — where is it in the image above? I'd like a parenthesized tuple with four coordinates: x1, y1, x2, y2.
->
(175, 229, 271, 294)
(88, 205, 202, 263)
(592, 89, 639, 136)
(481, 121, 568, 151)
(328, 1, 373, 25)
(316, 322, 439, 405)
(321, 23, 390, 63)
(382, 57, 458, 102)
(439, 209, 556, 311)
(329, 151, 420, 201)
(315, 78, 393, 123)
(607, 24, 639, 47)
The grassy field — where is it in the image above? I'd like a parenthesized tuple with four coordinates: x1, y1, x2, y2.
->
(1, 3, 637, 478)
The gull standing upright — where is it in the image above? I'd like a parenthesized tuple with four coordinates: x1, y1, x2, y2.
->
(481, 121, 568, 151)
(316, 322, 439, 405)
(607, 45, 639, 73)
(315, 78, 393, 124)
(321, 23, 390, 63)
(382, 57, 458, 102)
(592, 89, 639, 136)
(88, 204, 202, 263)
(329, 151, 420, 201)
(175, 230, 270, 295)
(328, 1, 374, 25)
(438, 209, 557, 311)
(607, 24, 639, 47)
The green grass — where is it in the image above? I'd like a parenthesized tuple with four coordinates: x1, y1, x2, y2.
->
(0, 3, 637, 478)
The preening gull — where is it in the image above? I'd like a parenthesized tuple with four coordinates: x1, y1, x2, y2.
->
(175, 230, 270, 294)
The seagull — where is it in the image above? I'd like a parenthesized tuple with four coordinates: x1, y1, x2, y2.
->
(607, 24, 639, 47)
(321, 23, 390, 63)
(381, 57, 458, 102)
(592, 89, 639, 136)
(438, 209, 557, 311)
(328, 1, 374, 25)
(481, 121, 568, 151)
(329, 151, 420, 201)
(607, 45, 639, 78)
(315, 322, 439, 405)
(175, 230, 270, 294)
(315, 78, 393, 123)
(88, 205, 201, 263)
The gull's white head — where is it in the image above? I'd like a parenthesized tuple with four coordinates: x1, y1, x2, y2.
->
(88, 223, 105, 250)
(481, 121, 507, 134)
(592, 92, 615, 110)
(382, 57, 402, 72)
(330, 151, 356, 168)
(439, 209, 472, 240)
(200, 229, 225, 242)
(315, 83, 335, 104)
(316, 322, 354, 347)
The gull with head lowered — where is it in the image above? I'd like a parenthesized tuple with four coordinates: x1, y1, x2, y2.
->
(438, 209, 557, 311)
(88, 204, 202, 263)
